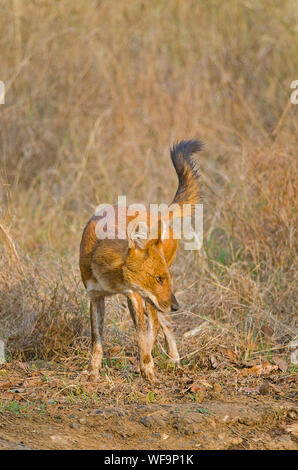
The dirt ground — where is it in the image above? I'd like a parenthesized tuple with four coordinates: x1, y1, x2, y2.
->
(0, 360, 297, 450)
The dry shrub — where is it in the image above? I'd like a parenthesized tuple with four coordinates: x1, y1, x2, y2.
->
(0, 246, 88, 359)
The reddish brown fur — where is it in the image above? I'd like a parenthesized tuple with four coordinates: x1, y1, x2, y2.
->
(79, 140, 202, 380)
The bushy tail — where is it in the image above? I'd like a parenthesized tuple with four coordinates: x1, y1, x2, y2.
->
(170, 140, 203, 210)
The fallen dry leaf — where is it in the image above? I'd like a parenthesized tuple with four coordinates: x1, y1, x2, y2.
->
(23, 377, 43, 387)
(126, 357, 135, 364)
(221, 347, 238, 363)
(190, 382, 201, 393)
(0, 391, 24, 401)
(240, 362, 278, 376)
(0, 381, 12, 390)
(251, 362, 278, 375)
(273, 357, 288, 372)
(30, 370, 42, 377)
(210, 355, 219, 369)
(181, 382, 205, 401)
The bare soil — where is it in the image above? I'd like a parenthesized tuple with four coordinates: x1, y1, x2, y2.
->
(0, 361, 297, 450)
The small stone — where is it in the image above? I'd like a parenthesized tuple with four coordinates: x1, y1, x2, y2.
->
(140, 416, 154, 428)
(231, 437, 243, 445)
(285, 423, 298, 437)
(69, 423, 81, 430)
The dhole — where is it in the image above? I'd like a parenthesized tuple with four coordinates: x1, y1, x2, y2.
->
(79, 140, 203, 380)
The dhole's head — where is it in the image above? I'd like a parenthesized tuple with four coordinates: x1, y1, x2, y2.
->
(122, 219, 179, 313)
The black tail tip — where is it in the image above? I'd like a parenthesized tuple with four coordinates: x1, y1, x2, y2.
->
(170, 139, 204, 159)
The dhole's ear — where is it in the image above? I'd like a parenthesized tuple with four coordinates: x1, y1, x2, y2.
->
(127, 219, 149, 250)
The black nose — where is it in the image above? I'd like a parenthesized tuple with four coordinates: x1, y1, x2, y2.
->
(171, 293, 179, 311)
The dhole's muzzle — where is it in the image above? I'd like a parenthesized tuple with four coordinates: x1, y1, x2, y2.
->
(171, 293, 179, 311)
(148, 291, 179, 313)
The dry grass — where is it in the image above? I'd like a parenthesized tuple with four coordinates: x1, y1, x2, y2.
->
(0, 0, 297, 370)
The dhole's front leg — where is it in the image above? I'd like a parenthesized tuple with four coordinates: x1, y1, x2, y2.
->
(157, 311, 180, 364)
(127, 292, 155, 381)
(145, 303, 160, 351)
(146, 303, 180, 365)
(88, 297, 105, 380)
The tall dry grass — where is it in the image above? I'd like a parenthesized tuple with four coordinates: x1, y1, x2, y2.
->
(0, 0, 297, 364)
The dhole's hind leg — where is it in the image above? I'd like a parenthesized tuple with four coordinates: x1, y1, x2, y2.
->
(127, 292, 155, 381)
(88, 297, 105, 380)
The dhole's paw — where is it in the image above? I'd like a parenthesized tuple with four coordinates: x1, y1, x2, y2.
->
(167, 355, 181, 365)
(166, 360, 182, 372)
(81, 368, 100, 382)
(87, 372, 99, 382)
(140, 363, 156, 382)
(167, 352, 181, 366)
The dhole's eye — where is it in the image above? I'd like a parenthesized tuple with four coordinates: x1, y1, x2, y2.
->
(156, 276, 163, 285)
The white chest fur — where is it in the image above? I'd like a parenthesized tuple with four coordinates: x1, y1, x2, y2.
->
(86, 278, 109, 299)
(86, 277, 132, 299)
